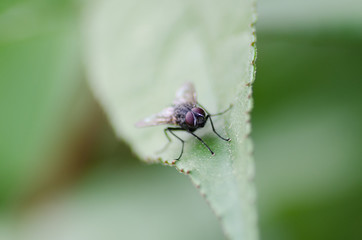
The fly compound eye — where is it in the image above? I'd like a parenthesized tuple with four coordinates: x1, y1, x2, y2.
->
(185, 111, 195, 126)
(192, 107, 205, 117)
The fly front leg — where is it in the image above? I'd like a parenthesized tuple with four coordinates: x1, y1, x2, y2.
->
(198, 102, 232, 142)
(197, 102, 233, 116)
(205, 115, 230, 142)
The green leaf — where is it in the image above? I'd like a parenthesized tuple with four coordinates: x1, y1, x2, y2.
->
(83, 0, 257, 239)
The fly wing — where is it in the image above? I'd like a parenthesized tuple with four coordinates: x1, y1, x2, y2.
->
(135, 107, 175, 127)
(173, 82, 197, 105)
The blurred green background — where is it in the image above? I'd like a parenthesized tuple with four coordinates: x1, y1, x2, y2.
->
(0, 0, 361, 239)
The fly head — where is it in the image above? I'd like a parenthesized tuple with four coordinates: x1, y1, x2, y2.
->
(185, 107, 207, 129)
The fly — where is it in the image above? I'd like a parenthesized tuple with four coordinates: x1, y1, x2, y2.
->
(136, 82, 232, 161)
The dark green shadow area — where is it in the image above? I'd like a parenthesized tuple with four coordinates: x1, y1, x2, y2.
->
(252, 30, 362, 240)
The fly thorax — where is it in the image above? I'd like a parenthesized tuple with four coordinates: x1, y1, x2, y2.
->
(174, 103, 194, 125)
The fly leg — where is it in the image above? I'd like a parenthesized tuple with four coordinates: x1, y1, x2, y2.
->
(198, 102, 233, 142)
(164, 127, 186, 161)
(205, 115, 230, 142)
(208, 104, 233, 116)
(187, 131, 215, 156)
(155, 128, 173, 154)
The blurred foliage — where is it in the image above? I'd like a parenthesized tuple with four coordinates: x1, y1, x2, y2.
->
(0, 0, 362, 239)
(14, 124, 225, 240)
(253, 27, 362, 240)
(0, 0, 82, 210)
